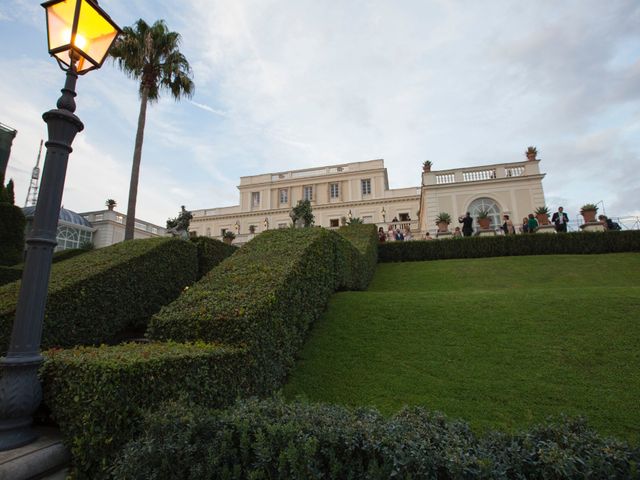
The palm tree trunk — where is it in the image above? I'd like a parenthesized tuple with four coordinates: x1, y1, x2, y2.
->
(124, 85, 149, 240)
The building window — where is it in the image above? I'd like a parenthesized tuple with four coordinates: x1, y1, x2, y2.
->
(206, 227, 211, 237)
(399, 213, 411, 222)
(303, 185, 313, 201)
(151, 227, 158, 235)
(221, 228, 227, 237)
(329, 219, 339, 228)
(94, 213, 104, 221)
(55, 226, 93, 251)
(135, 222, 147, 231)
(279, 189, 288, 205)
(361, 179, 371, 196)
(330, 183, 339, 199)
(278, 223, 288, 229)
(468, 197, 502, 231)
(251, 192, 260, 207)
(115, 215, 124, 224)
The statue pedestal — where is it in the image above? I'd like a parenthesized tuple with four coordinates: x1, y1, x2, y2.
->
(477, 229, 495, 237)
(536, 224, 556, 234)
(580, 222, 605, 232)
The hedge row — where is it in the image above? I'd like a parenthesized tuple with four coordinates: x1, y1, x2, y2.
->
(42, 342, 249, 479)
(0, 203, 25, 266)
(112, 397, 640, 479)
(41, 226, 378, 477)
(0, 265, 22, 287)
(147, 227, 377, 394)
(0, 237, 197, 355)
(190, 236, 238, 279)
(336, 224, 378, 290)
(379, 231, 640, 263)
(0, 248, 92, 287)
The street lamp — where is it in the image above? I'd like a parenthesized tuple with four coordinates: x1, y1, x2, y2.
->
(0, 0, 119, 450)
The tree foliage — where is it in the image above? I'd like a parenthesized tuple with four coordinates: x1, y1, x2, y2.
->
(291, 200, 314, 227)
(110, 19, 194, 241)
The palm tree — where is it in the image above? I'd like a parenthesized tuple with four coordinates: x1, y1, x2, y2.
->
(110, 19, 194, 240)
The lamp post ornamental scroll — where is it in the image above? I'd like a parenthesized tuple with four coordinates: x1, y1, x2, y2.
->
(0, 0, 119, 451)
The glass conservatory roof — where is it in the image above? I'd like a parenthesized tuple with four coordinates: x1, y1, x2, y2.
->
(22, 206, 93, 228)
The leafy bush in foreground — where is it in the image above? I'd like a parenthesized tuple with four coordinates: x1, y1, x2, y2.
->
(0, 237, 197, 354)
(379, 231, 640, 263)
(42, 342, 249, 480)
(112, 397, 640, 479)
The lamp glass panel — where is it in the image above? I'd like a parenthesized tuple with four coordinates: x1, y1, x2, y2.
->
(46, 0, 77, 52)
(75, 0, 118, 70)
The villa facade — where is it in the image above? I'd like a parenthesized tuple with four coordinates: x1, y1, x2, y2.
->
(191, 155, 546, 243)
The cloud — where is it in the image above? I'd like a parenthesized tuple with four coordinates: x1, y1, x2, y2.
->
(2, 0, 639, 224)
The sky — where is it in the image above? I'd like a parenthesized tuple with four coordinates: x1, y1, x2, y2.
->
(1, 0, 639, 226)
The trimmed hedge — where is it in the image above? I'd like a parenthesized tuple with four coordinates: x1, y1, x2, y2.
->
(190, 236, 238, 279)
(0, 237, 197, 355)
(379, 231, 640, 263)
(148, 228, 347, 394)
(0, 265, 22, 287)
(112, 397, 640, 479)
(40, 226, 377, 477)
(41, 342, 250, 479)
(51, 246, 93, 264)
(0, 248, 92, 287)
(148, 226, 376, 393)
(0, 203, 25, 266)
(336, 224, 378, 290)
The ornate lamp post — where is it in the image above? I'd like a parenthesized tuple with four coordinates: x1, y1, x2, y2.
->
(0, 0, 119, 450)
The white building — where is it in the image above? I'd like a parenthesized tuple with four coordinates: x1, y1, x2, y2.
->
(190, 153, 546, 243)
(81, 209, 166, 248)
(22, 207, 166, 251)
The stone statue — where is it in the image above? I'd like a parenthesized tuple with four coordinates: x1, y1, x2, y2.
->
(166, 205, 193, 239)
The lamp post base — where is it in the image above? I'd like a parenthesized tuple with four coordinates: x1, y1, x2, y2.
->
(0, 356, 43, 451)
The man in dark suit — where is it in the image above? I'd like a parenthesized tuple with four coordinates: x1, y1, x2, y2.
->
(459, 212, 474, 236)
(552, 206, 569, 232)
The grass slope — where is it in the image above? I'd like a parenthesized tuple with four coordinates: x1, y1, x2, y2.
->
(284, 253, 640, 442)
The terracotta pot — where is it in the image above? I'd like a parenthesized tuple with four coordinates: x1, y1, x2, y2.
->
(536, 214, 550, 225)
(437, 221, 449, 233)
(582, 210, 597, 223)
(478, 218, 491, 229)
(223, 237, 233, 245)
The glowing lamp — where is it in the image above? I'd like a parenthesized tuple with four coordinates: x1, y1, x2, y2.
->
(42, 0, 120, 74)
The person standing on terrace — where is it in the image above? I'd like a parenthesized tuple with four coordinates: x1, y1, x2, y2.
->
(459, 212, 473, 237)
(552, 206, 569, 232)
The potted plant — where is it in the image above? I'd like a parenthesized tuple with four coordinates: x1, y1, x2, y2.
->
(534, 206, 550, 225)
(477, 209, 491, 229)
(580, 203, 598, 223)
(223, 230, 236, 244)
(105, 199, 117, 211)
(422, 160, 432, 172)
(435, 212, 451, 233)
(525, 146, 537, 161)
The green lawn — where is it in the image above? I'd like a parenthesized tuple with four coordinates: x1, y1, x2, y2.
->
(283, 253, 640, 442)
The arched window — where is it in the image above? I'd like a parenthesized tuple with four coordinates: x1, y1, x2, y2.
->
(56, 226, 80, 251)
(467, 197, 502, 231)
